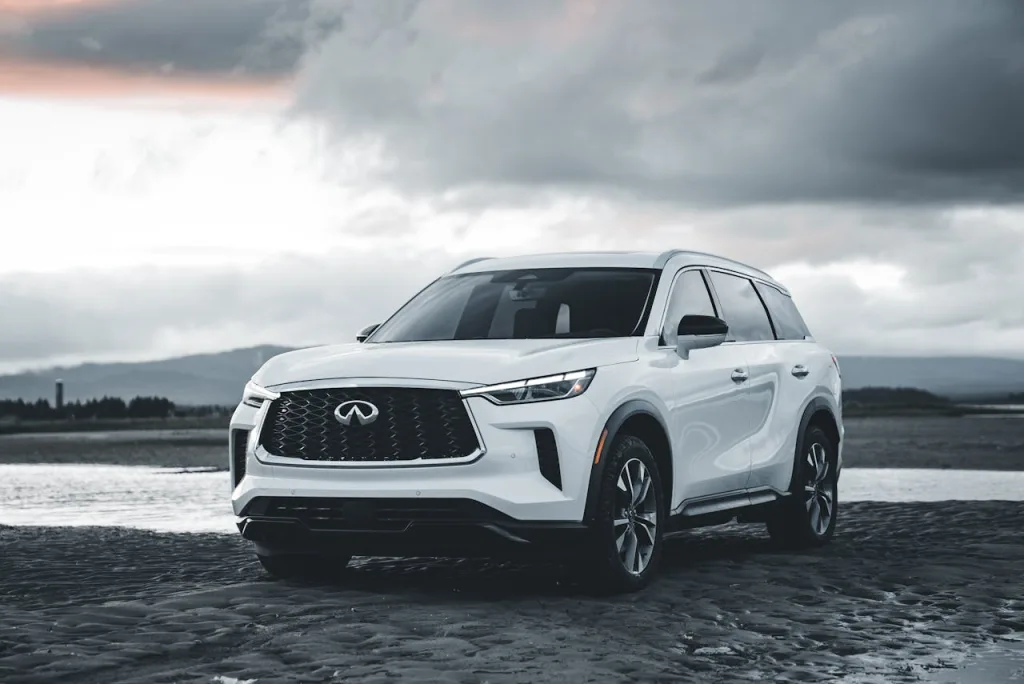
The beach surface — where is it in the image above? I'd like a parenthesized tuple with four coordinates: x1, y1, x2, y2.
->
(2, 415, 1023, 682)
(3, 501, 1024, 683)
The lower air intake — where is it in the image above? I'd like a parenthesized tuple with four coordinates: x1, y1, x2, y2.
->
(534, 428, 562, 490)
(231, 428, 249, 487)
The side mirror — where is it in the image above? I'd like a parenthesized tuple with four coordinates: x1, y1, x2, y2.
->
(356, 323, 380, 343)
(675, 315, 728, 360)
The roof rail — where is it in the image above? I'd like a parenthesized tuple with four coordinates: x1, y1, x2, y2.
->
(653, 249, 684, 268)
(654, 248, 775, 281)
(448, 256, 494, 274)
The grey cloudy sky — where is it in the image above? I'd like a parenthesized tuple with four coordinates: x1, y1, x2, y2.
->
(293, 0, 1024, 206)
(0, 0, 311, 77)
(1, 0, 1023, 371)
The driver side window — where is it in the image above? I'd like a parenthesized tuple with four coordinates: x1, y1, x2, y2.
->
(662, 269, 717, 346)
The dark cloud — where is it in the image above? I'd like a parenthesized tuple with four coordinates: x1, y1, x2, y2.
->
(0, 0, 318, 77)
(289, 0, 1024, 206)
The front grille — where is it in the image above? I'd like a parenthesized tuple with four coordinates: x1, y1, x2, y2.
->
(259, 387, 480, 463)
(231, 428, 249, 487)
(245, 496, 506, 531)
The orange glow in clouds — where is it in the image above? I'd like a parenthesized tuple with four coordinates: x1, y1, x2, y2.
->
(0, 0, 288, 101)
(0, 0, 120, 14)
(0, 58, 291, 101)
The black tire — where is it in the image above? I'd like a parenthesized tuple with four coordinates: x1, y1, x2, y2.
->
(767, 424, 838, 549)
(256, 553, 352, 580)
(581, 435, 666, 594)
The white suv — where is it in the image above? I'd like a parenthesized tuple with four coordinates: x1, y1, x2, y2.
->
(229, 250, 843, 593)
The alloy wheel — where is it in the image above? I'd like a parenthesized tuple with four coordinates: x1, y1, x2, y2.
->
(613, 457, 658, 575)
(804, 442, 834, 536)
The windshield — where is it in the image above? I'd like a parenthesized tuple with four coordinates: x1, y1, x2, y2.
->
(369, 267, 660, 343)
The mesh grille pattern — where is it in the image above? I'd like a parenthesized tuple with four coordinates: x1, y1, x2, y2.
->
(259, 387, 480, 463)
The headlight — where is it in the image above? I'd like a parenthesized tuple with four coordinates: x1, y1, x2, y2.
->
(460, 369, 596, 405)
(241, 379, 279, 409)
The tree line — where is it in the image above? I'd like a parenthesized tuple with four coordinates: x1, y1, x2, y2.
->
(841, 387, 949, 407)
(0, 396, 229, 421)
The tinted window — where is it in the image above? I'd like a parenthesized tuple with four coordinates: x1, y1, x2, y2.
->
(371, 268, 658, 342)
(662, 269, 717, 345)
(707, 271, 775, 342)
(756, 283, 811, 340)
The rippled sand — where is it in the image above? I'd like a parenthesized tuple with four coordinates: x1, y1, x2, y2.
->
(3, 502, 1023, 683)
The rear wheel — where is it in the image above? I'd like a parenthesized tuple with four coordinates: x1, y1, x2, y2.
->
(767, 424, 838, 548)
(582, 435, 665, 594)
(256, 553, 352, 580)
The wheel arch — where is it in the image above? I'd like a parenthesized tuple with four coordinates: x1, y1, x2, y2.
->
(583, 399, 673, 523)
(790, 397, 842, 489)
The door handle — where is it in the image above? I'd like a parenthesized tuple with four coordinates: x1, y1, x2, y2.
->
(791, 365, 810, 378)
(731, 369, 749, 383)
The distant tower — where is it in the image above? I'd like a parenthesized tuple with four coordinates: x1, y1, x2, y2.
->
(55, 379, 64, 411)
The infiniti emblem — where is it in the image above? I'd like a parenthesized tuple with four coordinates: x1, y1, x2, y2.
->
(334, 400, 380, 426)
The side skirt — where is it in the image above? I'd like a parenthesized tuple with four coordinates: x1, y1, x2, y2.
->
(664, 486, 789, 538)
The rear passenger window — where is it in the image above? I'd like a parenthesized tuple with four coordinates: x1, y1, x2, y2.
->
(755, 283, 811, 340)
(662, 269, 717, 345)
(707, 271, 775, 342)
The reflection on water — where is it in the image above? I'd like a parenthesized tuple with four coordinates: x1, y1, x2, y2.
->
(0, 429, 224, 443)
(1, 465, 235, 534)
(1, 465, 1023, 534)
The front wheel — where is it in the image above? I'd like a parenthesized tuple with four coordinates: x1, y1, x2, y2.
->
(581, 435, 666, 594)
(767, 425, 839, 548)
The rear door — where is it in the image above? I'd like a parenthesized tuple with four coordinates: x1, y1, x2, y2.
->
(745, 281, 823, 492)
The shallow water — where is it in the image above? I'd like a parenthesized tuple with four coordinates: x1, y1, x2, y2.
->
(0, 428, 224, 442)
(2, 465, 1024, 534)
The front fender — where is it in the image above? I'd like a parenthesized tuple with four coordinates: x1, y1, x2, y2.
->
(582, 398, 670, 523)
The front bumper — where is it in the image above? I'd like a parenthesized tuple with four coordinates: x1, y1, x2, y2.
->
(236, 496, 589, 558)
(229, 381, 605, 529)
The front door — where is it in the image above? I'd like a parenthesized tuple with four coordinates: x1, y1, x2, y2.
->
(647, 268, 755, 507)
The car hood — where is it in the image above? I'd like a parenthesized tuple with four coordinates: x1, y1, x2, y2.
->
(253, 338, 640, 388)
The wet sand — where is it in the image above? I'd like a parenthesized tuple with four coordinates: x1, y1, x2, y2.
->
(3, 501, 1024, 683)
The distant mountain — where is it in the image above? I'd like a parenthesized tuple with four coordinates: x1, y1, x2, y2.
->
(1, 346, 1023, 406)
(837, 355, 1024, 398)
(0, 345, 297, 406)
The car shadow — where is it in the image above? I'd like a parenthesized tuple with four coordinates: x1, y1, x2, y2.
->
(281, 524, 805, 599)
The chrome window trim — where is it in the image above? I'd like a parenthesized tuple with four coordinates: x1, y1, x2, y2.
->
(654, 262, 804, 349)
